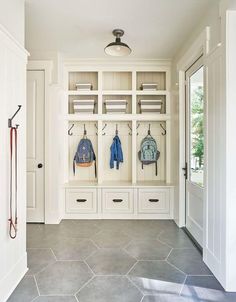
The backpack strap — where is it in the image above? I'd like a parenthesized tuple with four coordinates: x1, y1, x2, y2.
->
(94, 159, 97, 178)
(155, 161, 158, 176)
(73, 155, 76, 175)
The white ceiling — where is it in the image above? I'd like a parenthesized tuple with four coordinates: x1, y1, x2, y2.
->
(25, 0, 217, 59)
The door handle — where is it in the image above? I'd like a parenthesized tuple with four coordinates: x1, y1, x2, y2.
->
(182, 162, 187, 179)
(38, 163, 43, 168)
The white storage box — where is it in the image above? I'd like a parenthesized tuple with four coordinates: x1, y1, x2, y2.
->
(73, 99, 95, 114)
(141, 83, 158, 91)
(104, 99, 127, 114)
(140, 99, 163, 114)
(75, 83, 93, 91)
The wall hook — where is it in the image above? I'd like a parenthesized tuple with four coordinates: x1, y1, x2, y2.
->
(102, 123, 107, 136)
(127, 123, 132, 136)
(136, 123, 140, 136)
(115, 124, 118, 136)
(160, 123, 166, 136)
(148, 124, 151, 135)
(8, 105, 22, 128)
(68, 123, 74, 136)
(94, 124, 98, 136)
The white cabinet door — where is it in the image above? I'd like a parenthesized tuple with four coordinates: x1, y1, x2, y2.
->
(26, 70, 45, 222)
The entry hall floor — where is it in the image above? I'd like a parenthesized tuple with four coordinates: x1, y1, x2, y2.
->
(8, 220, 236, 302)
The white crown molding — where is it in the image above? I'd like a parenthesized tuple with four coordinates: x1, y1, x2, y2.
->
(0, 24, 29, 58)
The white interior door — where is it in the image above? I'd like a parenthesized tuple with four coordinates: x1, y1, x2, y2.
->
(27, 70, 45, 222)
(185, 58, 204, 246)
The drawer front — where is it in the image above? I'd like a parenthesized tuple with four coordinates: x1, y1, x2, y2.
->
(138, 189, 170, 214)
(66, 189, 97, 214)
(102, 189, 133, 214)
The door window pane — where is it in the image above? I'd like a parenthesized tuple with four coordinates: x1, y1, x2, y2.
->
(189, 67, 204, 186)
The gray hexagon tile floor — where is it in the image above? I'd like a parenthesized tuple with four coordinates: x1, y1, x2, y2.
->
(7, 219, 236, 302)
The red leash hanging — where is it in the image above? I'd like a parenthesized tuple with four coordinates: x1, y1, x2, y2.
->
(9, 127, 18, 239)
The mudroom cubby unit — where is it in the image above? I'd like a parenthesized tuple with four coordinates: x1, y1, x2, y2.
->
(63, 62, 174, 219)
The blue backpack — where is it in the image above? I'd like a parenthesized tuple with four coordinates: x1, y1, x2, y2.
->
(138, 135, 160, 176)
(73, 138, 97, 177)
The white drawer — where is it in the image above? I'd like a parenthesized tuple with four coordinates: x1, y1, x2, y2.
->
(102, 189, 133, 214)
(66, 189, 97, 214)
(138, 189, 170, 214)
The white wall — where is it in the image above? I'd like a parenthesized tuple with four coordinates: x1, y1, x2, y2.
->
(0, 2, 28, 301)
(0, 0, 25, 46)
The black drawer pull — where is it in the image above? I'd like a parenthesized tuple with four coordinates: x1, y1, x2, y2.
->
(76, 199, 87, 202)
(113, 199, 123, 203)
(149, 199, 159, 202)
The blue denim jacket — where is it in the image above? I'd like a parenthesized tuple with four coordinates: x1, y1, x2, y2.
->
(110, 135, 123, 169)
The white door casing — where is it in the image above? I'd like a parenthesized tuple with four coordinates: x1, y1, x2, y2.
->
(185, 57, 204, 246)
(27, 70, 45, 222)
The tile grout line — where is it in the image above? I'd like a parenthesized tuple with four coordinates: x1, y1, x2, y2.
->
(50, 248, 58, 261)
(165, 247, 173, 260)
(33, 275, 40, 297)
(126, 275, 146, 296)
(125, 260, 138, 275)
(84, 259, 96, 276)
(74, 275, 95, 296)
(179, 274, 188, 296)
(165, 259, 187, 275)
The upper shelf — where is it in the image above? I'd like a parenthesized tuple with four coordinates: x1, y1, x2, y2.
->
(67, 90, 169, 96)
(64, 114, 171, 122)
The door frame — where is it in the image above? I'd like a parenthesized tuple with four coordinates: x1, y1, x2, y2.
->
(27, 60, 53, 223)
(177, 27, 209, 231)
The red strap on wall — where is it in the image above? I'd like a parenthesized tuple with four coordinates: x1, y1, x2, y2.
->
(9, 127, 18, 239)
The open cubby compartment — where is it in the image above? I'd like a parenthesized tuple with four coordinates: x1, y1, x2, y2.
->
(68, 72, 98, 91)
(102, 72, 132, 91)
(68, 95, 98, 114)
(102, 95, 132, 114)
(136, 95, 166, 114)
(136, 71, 166, 91)
(136, 121, 166, 183)
(68, 121, 98, 184)
(101, 121, 132, 184)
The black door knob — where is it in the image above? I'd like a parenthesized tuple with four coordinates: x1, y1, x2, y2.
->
(38, 163, 43, 168)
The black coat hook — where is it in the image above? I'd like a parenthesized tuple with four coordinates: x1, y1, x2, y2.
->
(115, 124, 118, 136)
(68, 124, 74, 136)
(127, 123, 132, 136)
(148, 124, 151, 135)
(102, 123, 107, 135)
(160, 123, 166, 136)
(8, 105, 22, 128)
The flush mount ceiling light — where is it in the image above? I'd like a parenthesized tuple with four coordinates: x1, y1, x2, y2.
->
(104, 29, 131, 57)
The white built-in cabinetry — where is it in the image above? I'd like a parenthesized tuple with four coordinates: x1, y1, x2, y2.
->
(62, 62, 174, 219)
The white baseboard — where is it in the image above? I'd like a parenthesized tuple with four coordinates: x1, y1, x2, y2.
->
(0, 252, 28, 302)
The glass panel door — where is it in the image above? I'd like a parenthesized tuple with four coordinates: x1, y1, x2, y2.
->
(189, 66, 204, 187)
(185, 56, 204, 247)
